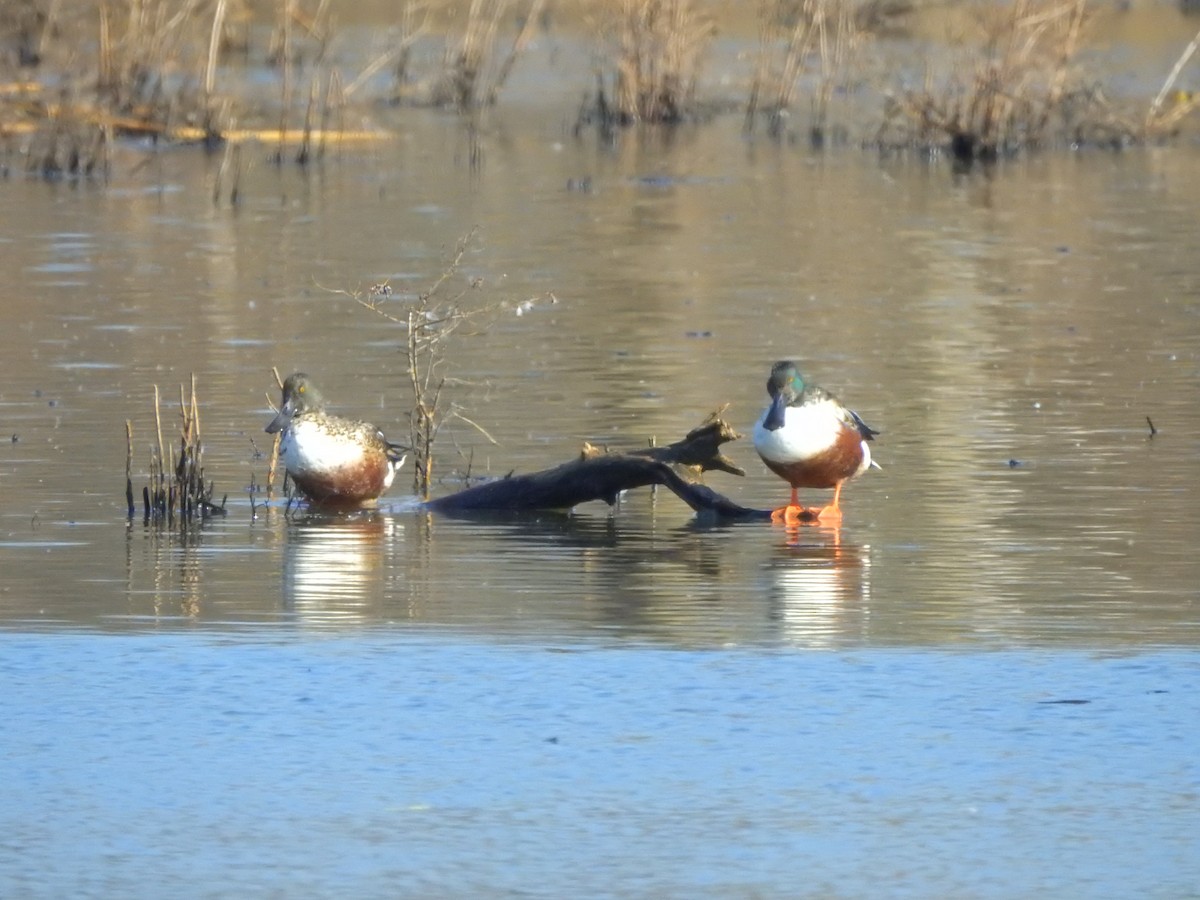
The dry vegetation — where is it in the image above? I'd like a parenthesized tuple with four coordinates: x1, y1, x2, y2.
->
(344, 230, 502, 501)
(126, 376, 226, 527)
(879, 0, 1200, 159)
(431, 0, 547, 111)
(745, 0, 869, 143)
(3, 0, 1199, 176)
(576, 0, 717, 130)
(881, 0, 1095, 160)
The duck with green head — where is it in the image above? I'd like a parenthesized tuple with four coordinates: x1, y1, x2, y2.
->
(752, 360, 879, 525)
(265, 373, 407, 509)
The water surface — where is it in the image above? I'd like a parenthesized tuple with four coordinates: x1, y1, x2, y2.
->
(1, 27, 1199, 897)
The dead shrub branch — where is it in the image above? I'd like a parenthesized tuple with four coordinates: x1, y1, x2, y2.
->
(320, 229, 504, 500)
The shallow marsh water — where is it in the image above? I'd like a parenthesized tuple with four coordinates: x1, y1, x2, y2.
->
(2, 24, 1200, 897)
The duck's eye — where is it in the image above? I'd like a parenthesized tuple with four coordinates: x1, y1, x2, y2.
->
(298, 385, 305, 394)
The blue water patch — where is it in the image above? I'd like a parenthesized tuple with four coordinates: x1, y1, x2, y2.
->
(0, 633, 1196, 898)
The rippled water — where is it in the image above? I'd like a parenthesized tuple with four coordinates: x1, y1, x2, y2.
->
(2, 24, 1200, 895)
(3, 634, 1198, 898)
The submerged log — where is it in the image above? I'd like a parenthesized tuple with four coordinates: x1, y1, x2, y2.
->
(425, 415, 788, 522)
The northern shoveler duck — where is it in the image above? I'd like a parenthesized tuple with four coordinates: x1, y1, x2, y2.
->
(265, 372, 407, 508)
(752, 360, 879, 525)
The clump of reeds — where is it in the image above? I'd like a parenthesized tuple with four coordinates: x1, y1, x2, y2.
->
(416, 0, 546, 111)
(576, 0, 716, 131)
(21, 111, 112, 181)
(882, 0, 1092, 162)
(745, 0, 868, 143)
(3, 0, 368, 180)
(126, 375, 226, 526)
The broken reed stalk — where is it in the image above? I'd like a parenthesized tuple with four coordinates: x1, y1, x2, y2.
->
(812, 0, 861, 140)
(448, 0, 504, 110)
(346, 1, 429, 101)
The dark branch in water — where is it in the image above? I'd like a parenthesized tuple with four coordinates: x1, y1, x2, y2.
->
(425, 414, 772, 522)
(1146, 416, 1157, 438)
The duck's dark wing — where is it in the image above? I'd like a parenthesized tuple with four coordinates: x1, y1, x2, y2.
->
(384, 437, 410, 466)
(849, 409, 880, 442)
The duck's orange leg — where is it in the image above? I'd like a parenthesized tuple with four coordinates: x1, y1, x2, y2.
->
(816, 482, 844, 524)
(771, 487, 812, 525)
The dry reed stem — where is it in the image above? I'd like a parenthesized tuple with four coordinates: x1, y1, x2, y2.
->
(126, 419, 135, 519)
(154, 384, 166, 486)
(441, 0, 545, 110)
(487, 0, 547, 105)
(276, 0, 294, 161)
(346, 12, 427, 99)
(205, 0, 229, 101)
(297, 73, 318, 164)
(1145, 26, 1200, 135)
(319, 69, 343, 159)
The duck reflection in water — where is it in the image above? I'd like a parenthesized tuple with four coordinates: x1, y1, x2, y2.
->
(766, 531, 872, 647)
(281, 512, 400, 627)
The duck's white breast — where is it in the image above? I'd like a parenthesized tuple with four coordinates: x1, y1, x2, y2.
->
(753, 398, 847, 464)
(281, 418, 368, 473)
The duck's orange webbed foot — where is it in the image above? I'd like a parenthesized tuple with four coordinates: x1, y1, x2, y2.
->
(770, 505, 817, 525)
(812, 482, 845, 525)
(815, 504, 843, 525)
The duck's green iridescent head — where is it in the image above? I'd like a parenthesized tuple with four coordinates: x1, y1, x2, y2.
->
(766, 360, 805, 401)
